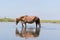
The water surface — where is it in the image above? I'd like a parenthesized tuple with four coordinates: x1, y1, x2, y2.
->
(0, 22, 60, 40)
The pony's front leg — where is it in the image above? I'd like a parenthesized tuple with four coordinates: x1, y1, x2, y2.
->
(36, 22, 38, 31)
(21, 23, 24, 33)
(25, 23, 27, 31)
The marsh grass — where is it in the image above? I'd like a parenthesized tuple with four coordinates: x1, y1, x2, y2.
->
(40, 20, 60, 23)
(0, 18, 15, 22)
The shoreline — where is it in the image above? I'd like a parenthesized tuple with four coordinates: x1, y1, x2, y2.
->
(0, 18, 60, 23)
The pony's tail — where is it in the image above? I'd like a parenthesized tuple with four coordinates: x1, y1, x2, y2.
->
(36, 18, 40, 24)
(36, 18, 41, 28)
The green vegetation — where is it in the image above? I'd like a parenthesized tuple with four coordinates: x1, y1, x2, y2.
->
(0, 18, 15, 22)
(0, 18, 60, 23)
(40, 20, 60, 23)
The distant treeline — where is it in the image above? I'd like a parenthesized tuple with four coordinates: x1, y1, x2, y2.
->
(0, 18, 60, 23)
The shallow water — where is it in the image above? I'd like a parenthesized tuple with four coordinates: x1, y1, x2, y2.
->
(0, 22, 60, 40)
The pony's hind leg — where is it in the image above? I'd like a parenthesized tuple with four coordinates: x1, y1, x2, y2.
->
(25, 23, 27, 31)
(36, 22, 38, 31)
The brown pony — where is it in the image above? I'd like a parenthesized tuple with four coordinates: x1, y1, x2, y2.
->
(16, 15, 41, 31)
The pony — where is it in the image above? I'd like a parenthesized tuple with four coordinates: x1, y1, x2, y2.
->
(16, 15, 41, 31)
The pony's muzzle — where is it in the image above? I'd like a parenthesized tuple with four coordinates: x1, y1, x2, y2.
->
(16, 22, 18, 25)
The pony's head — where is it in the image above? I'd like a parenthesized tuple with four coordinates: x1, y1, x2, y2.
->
(16, 18, 19, 25)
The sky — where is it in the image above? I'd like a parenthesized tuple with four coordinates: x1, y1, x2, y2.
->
(0, 0, 60, 20)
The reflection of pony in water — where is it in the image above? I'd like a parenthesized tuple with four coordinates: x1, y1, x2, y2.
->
(16, 27, 40, 38)
(16, 15, 41, 31)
